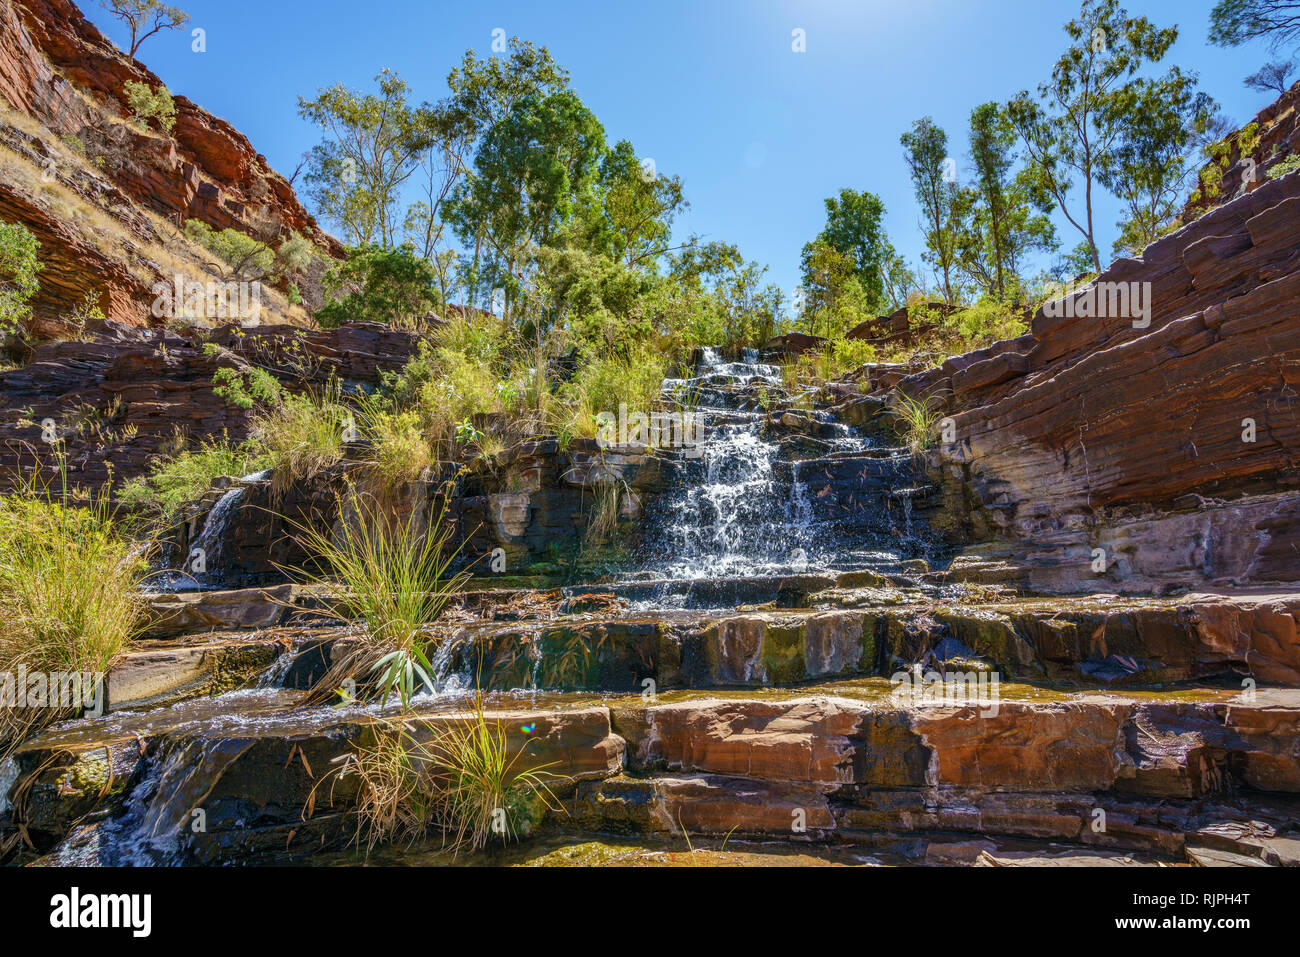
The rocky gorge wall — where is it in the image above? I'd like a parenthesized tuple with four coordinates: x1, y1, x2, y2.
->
(0, 0, 338, 331)
(891, 169, 1300, 595)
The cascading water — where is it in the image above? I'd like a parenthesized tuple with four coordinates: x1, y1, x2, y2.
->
(633, 347, 932, 606)
(146, 475, 263, 592)
(649, 348, 817, 579)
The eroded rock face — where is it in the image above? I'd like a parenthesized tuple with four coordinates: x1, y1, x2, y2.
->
(8, 689, 1300, 863)
(897, 165, 1300, 594)
(0, 322, 421, 491)
(5, 696, 625, 860)
(0, 0, 339, 327)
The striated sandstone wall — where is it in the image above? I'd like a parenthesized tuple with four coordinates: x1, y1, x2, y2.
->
(897, 169, 1300, 594)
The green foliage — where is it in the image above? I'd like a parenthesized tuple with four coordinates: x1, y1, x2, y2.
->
(1209, 0, 1300, 52)
(328, 702, 560, 857)
(0, 487, 149, 756)
(353, 392, 432, 489)
(283, 492, 469, 708)
(1006, 0, 1188, 273)
(0, 221, 41, 338)
(317, 243, 441, 329)
(212, 365, 283, 410)
(831, 337, 878, 373)
(1268, 153, 1300, 178)
(184, 220, 274, 281)
(247, 386, 347, 496)
(943, 298, 1029, 348)
(799, 189, 895, 315)
(957, 102, 1058, 300)
(901, 116, 964, 304)
(299, 70, 434, 249)
(424, 700, 561, 853)
(123, 79, 177, 133)
(585, 139, 688, 266)
(447, 88, 607, 317)
(890, 393, 943, 454)
(100, 1, 188, 58)
(1103, 71, 1216, 258)
(120, 438, 267, 521)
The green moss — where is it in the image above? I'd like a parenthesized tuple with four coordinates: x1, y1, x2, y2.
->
(66, 752, 113, 795)
(761, 623, 807, 685)
(859, 613, 880, 673)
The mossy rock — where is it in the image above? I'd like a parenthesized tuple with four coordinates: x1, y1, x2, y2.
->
(761, 623, 807, 685)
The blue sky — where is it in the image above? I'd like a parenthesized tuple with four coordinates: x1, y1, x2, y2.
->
(87, 0, 1284, 297)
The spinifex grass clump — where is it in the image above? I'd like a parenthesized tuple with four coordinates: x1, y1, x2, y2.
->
(890, 392, 943, 453)
(0, 483, 149, 757)
(320, 698, 561, 857)
(248, 382, 347, 498)
(285, 490, 470, 707)
(424, 700, 561, 854)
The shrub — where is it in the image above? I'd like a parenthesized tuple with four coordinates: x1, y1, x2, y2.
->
(0, 221, 41, 338)
(317, 244, 440, 329)
(247, 385, 347, 496)
(354, 393, 432, 490)
(211, 365, 283, 410)
(1268, 154, 1300, 180)
(830, 337, 877, 376)
(942, 298, 1028, 350)
(561, 345, 665, 438)
(184, 220, 275, 282)
(123, 80, 177, 133)
(423, 700, 560, 854)
(121, 437, 268, 522)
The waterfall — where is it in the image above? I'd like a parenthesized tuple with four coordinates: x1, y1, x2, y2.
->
(636, 347, 928, 601)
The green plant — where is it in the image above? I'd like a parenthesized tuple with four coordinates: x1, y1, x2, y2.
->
(829, 337, 877, 376)
(121, 436, 266, 521)
(212, 366, 283, 410)
(283, 490, 470, 707)
(354, 393, 432, 491)
(247, 384, 346, 495)
(184, 219, 274, 282)
(0, 482, 150, 757)
(0, 221, 41, 339)
(423, 698, 561, 854)
(319, 698, 561, 857)
(317, 244, 441, 330)
(1267, 154, 1300, 180)
(890, 392, 943, 453)
(123, 79, 177, 133)
(101, 1, 189, 58)
(943, 298, 1028, 349)
(58, 290, 107, 341)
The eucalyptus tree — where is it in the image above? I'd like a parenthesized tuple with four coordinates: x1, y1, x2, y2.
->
(1103, 74, 1216, 257)
(1005, 0, 1183, 273)
(298, 70, 434, 249)
(900, 117, 962, 304)
(959, 102, 1057, 299)
(445, 89, 607, 324)
(1210, 0, 1300, 53)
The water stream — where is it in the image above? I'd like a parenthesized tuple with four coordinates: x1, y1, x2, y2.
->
(632, 347, 928, 606)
